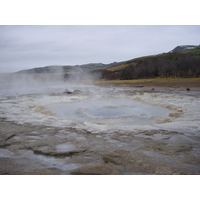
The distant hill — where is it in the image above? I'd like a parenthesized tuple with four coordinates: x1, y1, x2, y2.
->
(17, 62, 124, 74)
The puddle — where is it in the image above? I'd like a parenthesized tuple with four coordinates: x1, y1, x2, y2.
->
(55, 143, 77, 152)
(59, 163, 82, 171)
(0, 149, 14, 157)
(34, 154, 81, 171)
(27, 136, 41, 140)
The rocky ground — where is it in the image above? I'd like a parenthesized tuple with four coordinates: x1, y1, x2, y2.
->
(0, 80, 200, 175)
(0, 118, 199, 175)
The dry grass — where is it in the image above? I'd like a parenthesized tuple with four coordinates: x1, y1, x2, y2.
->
(95, 78, 200, 88)
(106, 62, 138, 71)
(106, 63, 129, 71)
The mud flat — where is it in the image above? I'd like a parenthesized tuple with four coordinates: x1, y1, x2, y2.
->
(0, 84, 200, 175)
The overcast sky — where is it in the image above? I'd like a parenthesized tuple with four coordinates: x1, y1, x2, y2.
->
(0, 25, 199, 73)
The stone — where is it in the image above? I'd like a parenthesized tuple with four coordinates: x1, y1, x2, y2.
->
(169, 113, 183, 118)
(103, 152, 124, 165)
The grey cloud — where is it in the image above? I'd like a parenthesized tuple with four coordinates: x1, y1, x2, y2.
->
(0, 25, 200, 73)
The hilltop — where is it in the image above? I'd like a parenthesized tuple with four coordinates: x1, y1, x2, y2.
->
(169, 45, 199, 53)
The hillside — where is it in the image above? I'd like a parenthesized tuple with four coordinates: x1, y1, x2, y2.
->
(97, 45, 200, 80)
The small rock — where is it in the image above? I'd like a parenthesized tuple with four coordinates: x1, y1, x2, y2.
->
(28, 103, 35, 108)
(169, 113, 182, 118)
(103, 152, 124, 165)
(73, 90, 81, 95)
(63, 89, 82, 95)
(135, 85, 143, 87)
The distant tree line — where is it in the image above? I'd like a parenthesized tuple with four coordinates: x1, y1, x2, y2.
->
(98, 53, 200, 80)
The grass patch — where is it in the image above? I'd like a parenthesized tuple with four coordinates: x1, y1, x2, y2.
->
(95, 77, 200, 86)
(106, 63, 130, 71)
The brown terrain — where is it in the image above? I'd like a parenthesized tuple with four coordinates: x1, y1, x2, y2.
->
(97, 78, 200, 88)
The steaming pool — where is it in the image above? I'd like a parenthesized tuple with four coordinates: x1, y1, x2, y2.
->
(1, 84, 200, 134)
(46, 98, 174, 126)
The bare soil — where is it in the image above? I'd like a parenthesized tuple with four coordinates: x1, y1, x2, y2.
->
(0, 119, 199, 175)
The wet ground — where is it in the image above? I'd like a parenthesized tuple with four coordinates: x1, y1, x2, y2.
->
(0, 84, 200, 174)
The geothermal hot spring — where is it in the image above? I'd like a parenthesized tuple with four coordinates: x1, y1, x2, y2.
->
(0, 79, 200, 174)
